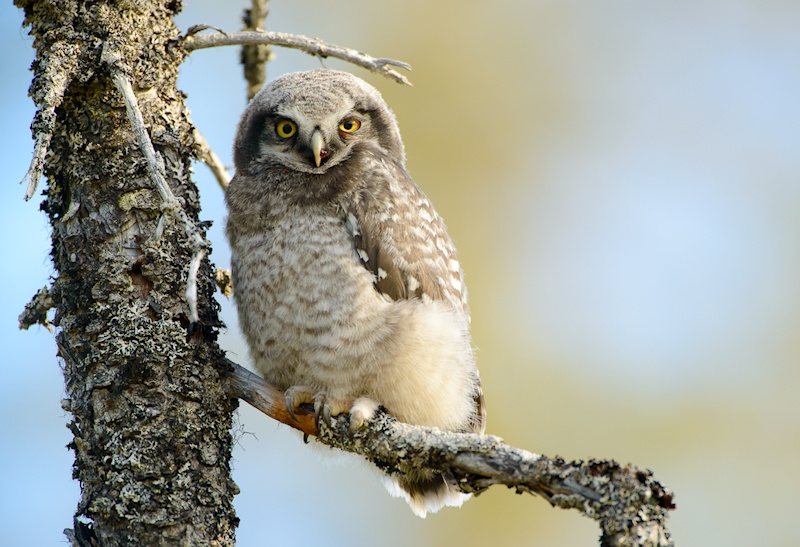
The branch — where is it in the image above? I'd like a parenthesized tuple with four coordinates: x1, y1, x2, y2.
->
(241, 0, 274, 100)
(214, 267, 233, 298)
(102, 45, 209, 323)
(223, 358, 676, 545)
(20, 41, 84, 201)
(183, 29, 412, 85)
(192, 127, 232, 191)
(18, 286, 54, 332)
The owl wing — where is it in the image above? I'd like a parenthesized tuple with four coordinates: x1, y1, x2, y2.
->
(346, 160, 468, 314)
(345, 158, 486, 434)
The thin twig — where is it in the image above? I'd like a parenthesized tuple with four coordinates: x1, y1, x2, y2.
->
(215, 267, 232, 298)
(192, 127, 232, 191)
(20, 42, 83, 201)
(223, 357, 675, 545)
(184, 30, 412, 85)
(185, 248, 207, 319)
(102, 45, 208, 323)
(18, 286, 54, 332)
(22, 133, 52, 201)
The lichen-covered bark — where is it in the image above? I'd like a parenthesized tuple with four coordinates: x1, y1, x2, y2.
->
(16, 0, 238, 545)
(228, 360, 675, 546)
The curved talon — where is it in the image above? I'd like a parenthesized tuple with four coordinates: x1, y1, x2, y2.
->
(323, 404, 332, 427)
(285, 393, 299, 422)
(284, 385, 317, 422)
(313, 397, 324, 429)
(313, 396, 334, 429)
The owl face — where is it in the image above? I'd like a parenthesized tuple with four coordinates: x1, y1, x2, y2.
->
(258, 100, 371, 174)
(234, 70, 406, 181)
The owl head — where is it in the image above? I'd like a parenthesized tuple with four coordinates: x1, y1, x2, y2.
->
(233, 70, 405, 184)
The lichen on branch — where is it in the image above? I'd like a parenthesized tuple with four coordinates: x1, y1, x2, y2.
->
(225, 357, 676, 546)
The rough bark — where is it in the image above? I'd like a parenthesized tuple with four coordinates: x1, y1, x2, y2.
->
(16, 1, 237, 545)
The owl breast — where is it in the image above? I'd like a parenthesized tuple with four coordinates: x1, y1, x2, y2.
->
(231, 204, 391, 393)
(230, 200, 477, 431)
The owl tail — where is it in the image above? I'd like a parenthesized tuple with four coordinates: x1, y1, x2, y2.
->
(382, 468, 471, 518)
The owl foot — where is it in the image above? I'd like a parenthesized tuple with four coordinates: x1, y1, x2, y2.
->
(283, 386, 352, 429)
(349, 397, 380, 434)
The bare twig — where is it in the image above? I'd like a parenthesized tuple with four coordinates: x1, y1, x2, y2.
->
(192, 127, 232, 191)
(18, 286, 55, 332)
(241, 0, 274, 100)
(183, 30, 412, 85)
(22, 133, 52, 201)
(215, 267, 233, 298)
(224, 357, 675, 545)
(185, 248, 207, 320)
(102, 45, 208, 323)
(20, 42, 83, 201)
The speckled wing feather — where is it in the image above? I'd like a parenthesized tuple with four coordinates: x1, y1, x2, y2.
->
(345, 156, 486, 433)
(346, 158, 468, 312)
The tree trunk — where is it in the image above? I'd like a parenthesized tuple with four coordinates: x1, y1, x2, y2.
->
(17, 0, 238, 544)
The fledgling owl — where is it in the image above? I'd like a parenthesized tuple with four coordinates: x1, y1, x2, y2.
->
(225, 69, 485, 517)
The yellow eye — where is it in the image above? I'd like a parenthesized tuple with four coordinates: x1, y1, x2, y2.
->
(275, 120, 297, 139)
(338, 119, 361, 134)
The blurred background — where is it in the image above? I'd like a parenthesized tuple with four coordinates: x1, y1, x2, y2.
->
(2, 1, 799, 545)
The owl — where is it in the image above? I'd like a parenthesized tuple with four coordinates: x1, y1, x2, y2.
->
(225, 69, 485, 517)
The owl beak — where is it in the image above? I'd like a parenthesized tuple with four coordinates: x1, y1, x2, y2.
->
(310, 130, 327, 167)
